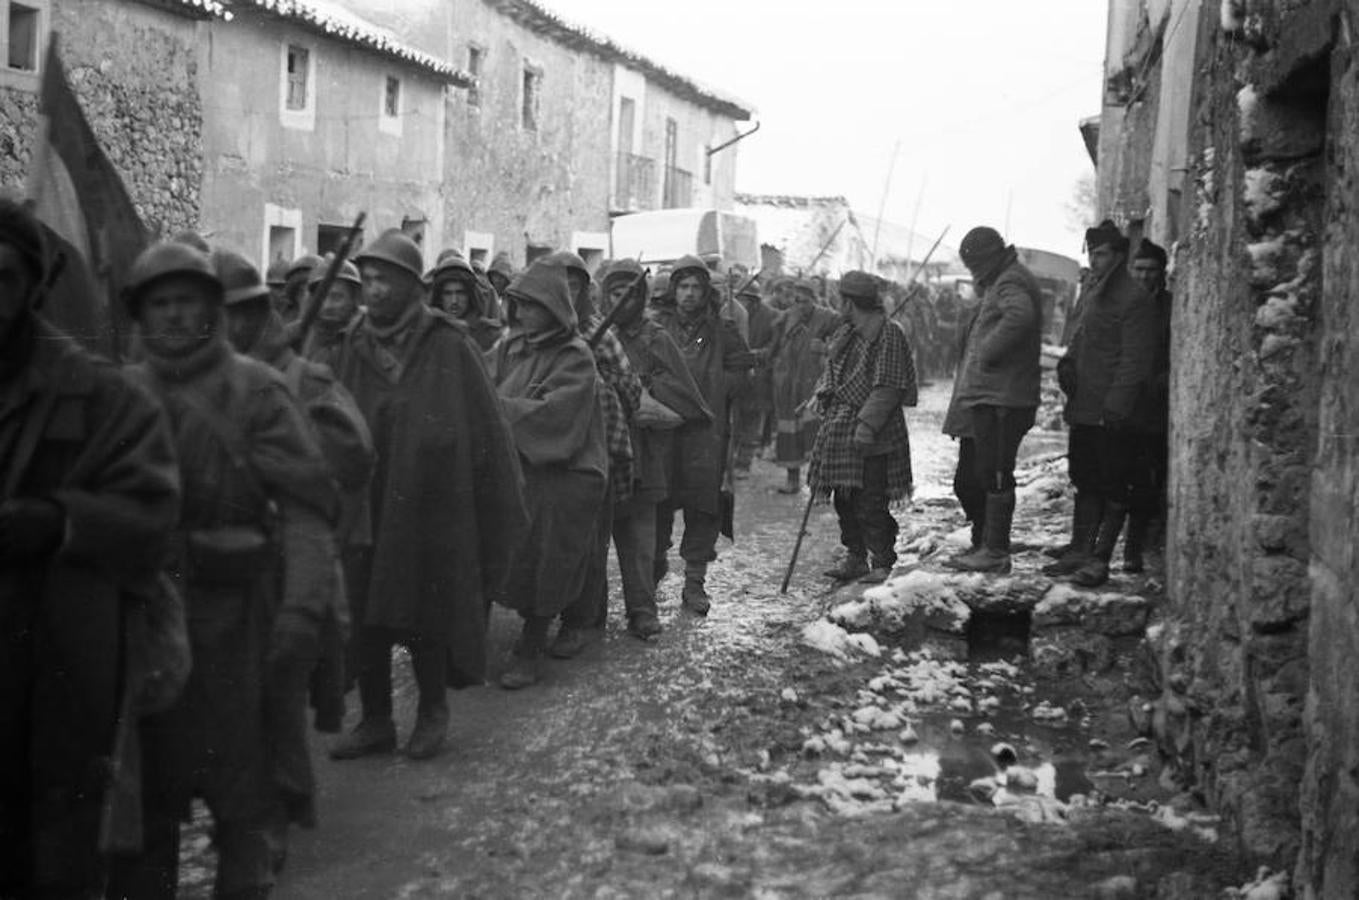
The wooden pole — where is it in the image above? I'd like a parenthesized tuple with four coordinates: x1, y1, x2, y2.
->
(780, 490, 816, 594)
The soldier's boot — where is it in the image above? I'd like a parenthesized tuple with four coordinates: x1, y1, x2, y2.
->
(681, 562, 711, 615)
(405, 700, 449, 760)
(778, 467, 801, 495)
(653, 555, 669, 588)
(627, 609, 663, 640)
(824, 552, 870, 581)
(328, 717, 397, 760)
(501, 616, 548, 690)
(948, 491, 1016, 575)
(1071, 503, 1129, 588)
(1042, 493, 1104, 577)
(1123, 512, 1150, 573)
(549, 624, 590, 659)
(944, 517, 986, 567)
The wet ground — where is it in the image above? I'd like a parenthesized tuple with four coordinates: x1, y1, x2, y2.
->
(179, 382, 1248, 898)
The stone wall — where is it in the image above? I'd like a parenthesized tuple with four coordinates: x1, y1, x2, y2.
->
(0, 0, 203, 235)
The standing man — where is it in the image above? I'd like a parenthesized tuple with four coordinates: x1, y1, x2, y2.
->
(0, 199, 180, 900)
(329, 230, 526, 760)
(112, 240, 338, 900)
(942, 227, 1044, 574)
(769, 278, 839, 494)
(1125, 238, 1173, 572)
(1045, 220, 1157, 587)
(732, 279, 778, 478)
(652, 256, 754, 614)
(810, 271, 917, 585)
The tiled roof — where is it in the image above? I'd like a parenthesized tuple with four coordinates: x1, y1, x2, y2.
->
(134, 0, 229, 17)
(482, 0, 753, 120)
(230, 0, 473, 84)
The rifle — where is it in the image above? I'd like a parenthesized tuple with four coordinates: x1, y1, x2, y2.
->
(806, 218, 847, 272)
(291, 211, 366, 351)
(780, 490, 816, 594)
(588, 260, 650, 348)
(888, 226, 950, 321)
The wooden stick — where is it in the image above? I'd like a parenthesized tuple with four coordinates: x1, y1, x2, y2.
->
(780, 489, 816, 594)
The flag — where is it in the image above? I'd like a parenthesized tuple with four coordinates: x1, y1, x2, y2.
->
(25, 33, 150, 359)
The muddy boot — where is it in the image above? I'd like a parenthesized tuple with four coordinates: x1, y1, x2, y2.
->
(405, 700, 449, 760)
(626, 610, 663, 640)
(501, 617, 547, 689)
(549, 625, 589, 659)
(823, 552, 869, 581)
(858, 565, 892, 584)
(681, 562, 711, 615)
(1042, 493, 1103, 577)
(1123, 512, 1150, 573)
(949, 491, 1015, 574)
(1071, 503, 1128, 588)
(329, 717, 397, 760)
(778, 467, 801, 494)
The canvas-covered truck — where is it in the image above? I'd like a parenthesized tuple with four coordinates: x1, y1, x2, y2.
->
(610, 208, 760, 272)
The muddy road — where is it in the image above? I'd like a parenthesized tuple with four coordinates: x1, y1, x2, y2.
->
(178, 382, 1244, 898)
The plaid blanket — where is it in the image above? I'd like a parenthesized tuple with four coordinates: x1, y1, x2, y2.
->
(588, 315, 641, 502)
(808, 318, 914, 500)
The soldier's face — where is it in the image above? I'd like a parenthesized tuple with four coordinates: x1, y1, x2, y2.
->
(225, 297, 271, 353)
(607, 280, 644, 323)
(1088, 245, 1122, 279)
(139, 277, 218, 357)
(675, 275, 707, 315)
(321, 283, 358, 323)
(439, 279, 472, 318)
(361, 261, 418, 324)
(515, 298, 555, 333)
(1130, 258, 1165, 294)
(0, 244, 36, 346)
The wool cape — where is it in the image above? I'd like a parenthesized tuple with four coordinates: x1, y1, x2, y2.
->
(334, 303, 527, 685)
(487, 263, 608, 618)
(770, 304, 839, 467)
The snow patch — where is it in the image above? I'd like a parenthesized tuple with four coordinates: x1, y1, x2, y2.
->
(1227, 867, 1289, 900)
(829, 569, 973, 634)
(800, 620, 881, 661)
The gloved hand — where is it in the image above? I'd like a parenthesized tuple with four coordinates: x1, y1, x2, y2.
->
(0, 498, 65, 562)
(853, 421, 876, 447)
(269, 609, 321, 669)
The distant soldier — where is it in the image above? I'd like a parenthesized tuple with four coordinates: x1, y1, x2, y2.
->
(299, 257, 363, 367)
(1125, 238, 1173, 572)
(1045, 220, 1157, 587)
(112, 240, 338, 899)
(769, 278, 839, 494)
(942, 227, 1044, 574)
(278, 253, 322, 325)
(733, 278, 778, 478)
(329, 230, 526, 759)
(427, 250, 503, 352)
(652, 256, 754, 613)
(0, 198, 179, 900)
(811, 271, 917, 585)
(486, 251, 516, 307)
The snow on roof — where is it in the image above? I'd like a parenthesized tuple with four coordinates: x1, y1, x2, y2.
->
(483, 0, 754, 120)
(137, 0, 229, 17)
(231, 0, 473, 84)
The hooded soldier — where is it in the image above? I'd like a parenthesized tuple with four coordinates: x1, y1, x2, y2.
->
(426, 249, 503, 351)
(328, 229, 526, 761)
(768, 277, 840, 494)
(486, 261, 608, 687)
(1044, 220, 1157, 587)
(942, 226, 1044, 575)
(112, 239, 338, 899)
(650, 255, 754, 614)
(486, 251, 516, 304)
(0, 198, 180, 900)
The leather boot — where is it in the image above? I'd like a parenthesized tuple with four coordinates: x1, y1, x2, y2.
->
(1123, 512, 1150, 573)
(681, 562, 711, 615)
(778, 467, 801, 494)
(948, 491, 1015, 574)
(405, 700, 449, 760)
(329, 717, 396, 760)
(1042, 492, 1103, 576)
(1071, 503, 1128, 587)
(824, 552, 869, 581)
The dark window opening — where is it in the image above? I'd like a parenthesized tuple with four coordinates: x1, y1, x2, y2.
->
(525, 243, 550, 265)
(7, 3, 39, 72)
(522, 64, 541, 131)
(468, 247, 489, 267)
(285, 45, 309, 111)
(317, 223, 361, 259)
(384, 76, 400, 118)
(466, 45, 483, 108)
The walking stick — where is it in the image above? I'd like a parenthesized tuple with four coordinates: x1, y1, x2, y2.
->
(780, 490, 816, 594)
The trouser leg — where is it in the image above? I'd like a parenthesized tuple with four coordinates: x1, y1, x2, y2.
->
(106, 808, 181, 900)
(408, 639, 447, 716)
(563, 493, 612, 630)
(613, 500, 659, 619)
(855, 455, 898, 569)
(953, 437, 985, 545)
(834, 488, 865, 559)
(212, 815, 273, 899)
(354, 627, 394, 722)
(264, 655, 316, 828)
(341, 547, 373, 690)
(654, 500, 676, 583)
(0, 612, 33, 898)
(677, 506, 721, 565)
(308, 614, 346, 734)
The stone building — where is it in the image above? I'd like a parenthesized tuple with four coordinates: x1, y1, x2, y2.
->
(1093, 1, 1359, 894)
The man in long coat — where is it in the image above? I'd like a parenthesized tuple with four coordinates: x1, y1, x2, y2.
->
(329, 230, 526, 760)
(0, 199, 180, 900)
(942, 227, 1044, 575)
(732, 279, 778, 477)
(769, 278, 839, 494)
(1125, 238, 1173, 573)
(1046, 220, 1157, 587)
(810, 271, 917, 585)
(113, 240, 339, 899)
(652, 256, 754, 614)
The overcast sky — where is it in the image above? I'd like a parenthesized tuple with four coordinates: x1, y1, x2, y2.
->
(545, 0, 1106, 259)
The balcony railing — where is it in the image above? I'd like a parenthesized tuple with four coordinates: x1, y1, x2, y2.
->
(614, 152, 657, 212)
(663, 166, 693, 209)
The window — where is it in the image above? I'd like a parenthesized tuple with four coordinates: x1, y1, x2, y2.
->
(521, 63, 541, 131)
(261, 203, 303, 273)
(5, 2, 37, 71)
(285, 45, 309, 110)
(268, 226, 296, 265)
(400, 216, 425, 248)
(384, 76, 400, 117)
(525, 243, 551, 265)
(317, 223, 362, 258)
(466, 44, 483, 108)
(280, 43, 315, 130)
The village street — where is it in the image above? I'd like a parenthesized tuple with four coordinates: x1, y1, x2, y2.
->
(162, 381, 1252, 899)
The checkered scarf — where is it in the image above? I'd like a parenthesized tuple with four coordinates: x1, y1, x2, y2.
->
(588, 315, 642, 502)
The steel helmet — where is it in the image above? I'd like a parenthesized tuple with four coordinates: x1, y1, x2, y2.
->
(125, 241, 223, 313)
(212, 248, 271, 306)
(353, 228, 424, 281)
(307, 255, 361, 288)
(285, 253, 324, 282)
(265, 258, 292, 287)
